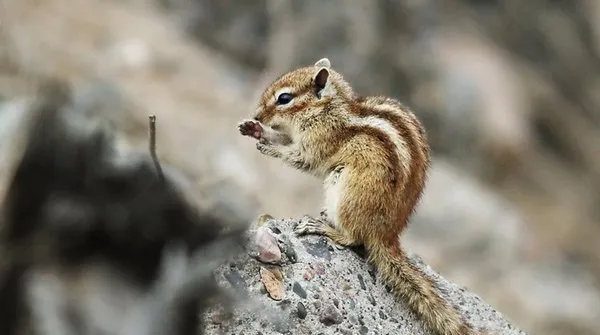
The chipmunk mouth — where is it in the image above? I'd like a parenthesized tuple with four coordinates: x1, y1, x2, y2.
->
(253, 109, 270, 124)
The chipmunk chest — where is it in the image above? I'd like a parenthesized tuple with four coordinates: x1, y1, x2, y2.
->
(323, 166, 346, 225)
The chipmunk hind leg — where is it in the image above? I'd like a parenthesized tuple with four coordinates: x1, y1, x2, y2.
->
(337, 165, 403, 242)
(295, 166, 396, 249)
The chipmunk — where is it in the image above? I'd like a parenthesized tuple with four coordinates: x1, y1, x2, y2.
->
(238, 58, 482, 335)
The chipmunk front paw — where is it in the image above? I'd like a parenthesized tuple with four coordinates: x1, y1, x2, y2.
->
(256, 142, 282, 158)
(238, 119, 263, 140)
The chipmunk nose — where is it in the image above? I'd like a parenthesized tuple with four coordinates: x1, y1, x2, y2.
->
(253, 106, 264, 121)
(253, 109, 264, 122)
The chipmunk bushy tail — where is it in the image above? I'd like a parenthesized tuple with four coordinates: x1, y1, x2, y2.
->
(368, 244, 479, 335)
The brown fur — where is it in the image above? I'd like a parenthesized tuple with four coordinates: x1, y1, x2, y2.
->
(238, 58, 483, 335)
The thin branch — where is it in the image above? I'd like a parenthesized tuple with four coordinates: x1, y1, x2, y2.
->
(148, 115, 164, 181)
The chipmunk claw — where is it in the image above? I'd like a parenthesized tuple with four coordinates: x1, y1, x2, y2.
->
(294, 215, 328, 236)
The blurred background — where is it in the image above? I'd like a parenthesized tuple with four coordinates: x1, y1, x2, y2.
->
(1, 0, 599, 334)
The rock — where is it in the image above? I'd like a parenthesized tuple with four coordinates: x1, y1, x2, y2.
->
(357, 274, 367, 290)
(313, 263, 326, 276)
(209, 310, 232, 325)
(292, 281, 307, 299)
(260, 266, 285, 301)
(254, 226, 282, 264)
(302, 237, 332, 261)
(223, 268, 248, 295)
(296, 302, 307, 319)
(319, 304, 343, 326)
(278, 234, 298, 264)
(207, 217, 528, 335)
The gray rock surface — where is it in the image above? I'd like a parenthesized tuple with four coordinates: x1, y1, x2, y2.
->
(207, 218, 527, 335)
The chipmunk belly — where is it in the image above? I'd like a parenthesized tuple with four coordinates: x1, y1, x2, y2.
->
(323, 165, 347, 227)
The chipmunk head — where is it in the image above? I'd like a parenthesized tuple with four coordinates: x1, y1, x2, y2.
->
(254, 58, 353, 126)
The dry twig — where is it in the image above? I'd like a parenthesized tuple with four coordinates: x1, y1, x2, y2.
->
(148, 115, 164, 181)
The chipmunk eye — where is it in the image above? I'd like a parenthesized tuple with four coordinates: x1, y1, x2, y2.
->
(276, 93, 294, 105)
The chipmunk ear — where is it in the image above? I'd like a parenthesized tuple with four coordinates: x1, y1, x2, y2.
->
(314, 58, 331, 69)
(313, 58, 332, 98)
(314, 68, 330, 92)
